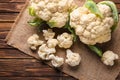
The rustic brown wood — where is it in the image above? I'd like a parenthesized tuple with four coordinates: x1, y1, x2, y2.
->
(0, 3, 25, 12)
(0, 23, 13, 31)
(0, 49, 32, 58)
(0, 59, 63, 77)
(0, 0, 120, 80)
(0, 77, 75, 80)
(0, 0, 25, 3)
(0, 13, 18, 22)
(0, 31, 8, 39)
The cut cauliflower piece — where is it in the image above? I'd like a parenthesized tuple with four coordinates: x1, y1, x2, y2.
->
(29, 0, 76, 28)
(57, 33, 73, 49)
(65, 49, 81, 66)
(38, 44, 56, 60)
(47, 39, 58, 48)
(49, 54, 64, 67)
(101, 51, 119, 66)
(27, 34, 44, 50)
(70, 4, 114, 45)
(43, 29, 55, 40)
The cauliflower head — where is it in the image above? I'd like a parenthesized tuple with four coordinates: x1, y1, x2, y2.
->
(101, 50, 119, 66)
(43, 29, 55, 40)
(27, 34, 44, 50)
(65, 49, 81, 66)
(57, 32, 73, 49)
(49, 54, 64, 67)
(29, 0, 76, 28)
(38, 44, 56, 60)
(47, 39, 58, 48)
(70, 4, 114, 45)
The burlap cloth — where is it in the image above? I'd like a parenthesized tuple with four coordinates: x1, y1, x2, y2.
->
(6, 0, 120, 80)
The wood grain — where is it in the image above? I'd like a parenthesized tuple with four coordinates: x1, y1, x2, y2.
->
(0, 3, 25, 12)
(0, 0, 120, 80)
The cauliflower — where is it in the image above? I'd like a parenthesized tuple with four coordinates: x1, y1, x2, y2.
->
(27, 34, 44, 50)
(38, 44, 56, 60)
(49, 54, 64, 67)
(47, 39, 58, 48)
(101, 51, 119, 66)
(57, 32, 73, 49)
(43, 29, 55, 40)
(29, 0, 76, 28)
(70, 4, 114, 45)
(65, 49, 81, 66)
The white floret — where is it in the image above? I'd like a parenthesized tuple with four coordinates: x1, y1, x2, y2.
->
(65, 49, 81, 66)
(49, 54, 64, 67)
(97, 4, 112, 17)
(48, 12, 68, 28)
(30, 0, 76, 28)
(57, 33, 73, 49)
(47, 39, 58, 48)
(43, 29, 55, 40)
(101, 51, 119, 66)
(38, 44, 56, 60)
(70, 4, 114, 45)
(27, 34, 44, 50)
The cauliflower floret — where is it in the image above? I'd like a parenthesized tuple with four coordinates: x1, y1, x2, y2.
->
(101, 51, 119, 66)
(48, 12, 68, 28)
(47, 39, 58, 48)
(29, 0, 76, 28)
(43, 29, 55, 40)
(49, 54, 64, 67)
(27, 34, 44, 50)
(65, 49, 81, 66)
(57, 33, 73, 49)
(70, 4, 114, 45)
(97, 4, 112, 17)
(38, 44, 56, 60)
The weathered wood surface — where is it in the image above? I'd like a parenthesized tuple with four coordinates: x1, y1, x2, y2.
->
(0, 0, 119, 80)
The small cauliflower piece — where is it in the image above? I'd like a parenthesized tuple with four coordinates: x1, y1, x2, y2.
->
(57, 33, 73, 49)
(38, 44, 56, 60)
(29, 0, 76, 28)
(27, 34, 44, 50)
(70, 4, 114, 45)
(47, 39, 58, 48)
(49, 54, 64, 67)
(43, 29, 55, 40)
(101, 51, 119, 66)
(65, 49, 81, 66)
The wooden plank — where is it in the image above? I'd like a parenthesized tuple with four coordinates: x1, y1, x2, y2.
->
(0, 13, 18, 22)
(0, 23, 12, 31)
(0, 0, 25, 3)
(0, 49, 32, 58)
(0, 39, 13, 48)
(0, 76, 76, 80)
(0, 59, 63, 77)
(0, 3, 25, 12)
(0, 31, 8, 39)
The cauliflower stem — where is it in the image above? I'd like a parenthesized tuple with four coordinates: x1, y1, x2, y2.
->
(28, 18, 44, 27)
(84, 0, 103, 18)
(64, 14, 77, 42)
(29, 7, 36, 16)
(88, 45, 102, 57)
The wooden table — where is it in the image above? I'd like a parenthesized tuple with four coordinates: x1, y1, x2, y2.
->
(0, 0, 120, 80)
